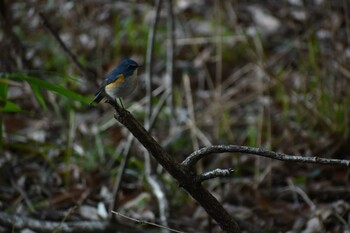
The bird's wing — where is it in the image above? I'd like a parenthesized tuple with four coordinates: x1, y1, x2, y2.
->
(105, 74, 125, 90)
(90, 90, 104, 105)
(90, 73, 125, 105)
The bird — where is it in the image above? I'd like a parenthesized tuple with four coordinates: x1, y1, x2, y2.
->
(90, 59, 141, 108)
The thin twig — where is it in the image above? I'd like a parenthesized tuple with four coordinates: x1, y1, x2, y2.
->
(108, 134, 134, 220)
(166, 0, 175, 125)
(10, 178, 34, 212)
(214, 0, 223, 95)
(287, 178, 316, 211)
(181, 145, 350, 170)
(111, 211, 186, 233)
(145, 174, 170, 233)
(39, 12, 92, 79)
(145, 0, 162, 129)
(53, 206, 77, 233)
(183, 73, 199, 150)
(196, 168, 234, 183)
(175, 36, 244, 46)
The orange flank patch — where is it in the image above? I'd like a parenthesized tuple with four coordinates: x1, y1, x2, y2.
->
(105, 74, 125, 90)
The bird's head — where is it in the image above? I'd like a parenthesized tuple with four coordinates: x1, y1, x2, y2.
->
(117, 59, 141, 76)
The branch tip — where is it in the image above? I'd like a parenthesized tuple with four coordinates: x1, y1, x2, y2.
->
(196, 168, 235, 183)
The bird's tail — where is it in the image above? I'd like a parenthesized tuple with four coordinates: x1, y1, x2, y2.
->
(89, 91, 104, 106)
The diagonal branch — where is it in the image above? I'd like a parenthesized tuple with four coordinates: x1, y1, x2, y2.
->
(39, 12, 93, 79)
(109, 89, 170, 218)
(107, 100, 240, 233)
(181, 145, 350, 170)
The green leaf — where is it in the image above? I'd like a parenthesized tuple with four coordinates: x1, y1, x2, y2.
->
(0, 100, 21, 112)
(29, 83, 47, 110)
(248, 125, 257, 147)
(3, 73, 90, 104)
(293, 175, 307, 185)
(0, 78, 9, 103)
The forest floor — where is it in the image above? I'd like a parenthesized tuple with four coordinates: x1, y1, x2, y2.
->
(1, 1, 350, 232)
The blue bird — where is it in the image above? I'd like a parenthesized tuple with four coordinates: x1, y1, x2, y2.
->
(90, 59, 141, 107)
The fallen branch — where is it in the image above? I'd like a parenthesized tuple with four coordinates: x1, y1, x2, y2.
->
(0, 211, 143, 233)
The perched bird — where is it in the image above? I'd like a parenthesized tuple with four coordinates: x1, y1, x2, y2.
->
(90, 59, 141, 107)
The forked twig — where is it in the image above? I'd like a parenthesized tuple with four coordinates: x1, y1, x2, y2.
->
(108, 100, 241, 232)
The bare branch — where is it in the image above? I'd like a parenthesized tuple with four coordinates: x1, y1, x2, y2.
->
(109, 89, 170, 218)
(107, 100, 240, 233)
(196, 168, 234, 183)
(181, 145, 350, 170)
(0, 211, 142, 233)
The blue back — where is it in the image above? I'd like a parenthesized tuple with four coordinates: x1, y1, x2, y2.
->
(106, 59, 140, 83)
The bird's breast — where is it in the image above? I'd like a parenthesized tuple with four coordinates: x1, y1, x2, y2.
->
(105, 72, 138, 99)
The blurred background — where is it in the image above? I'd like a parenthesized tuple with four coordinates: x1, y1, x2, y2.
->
(1, 0, 350, 232)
